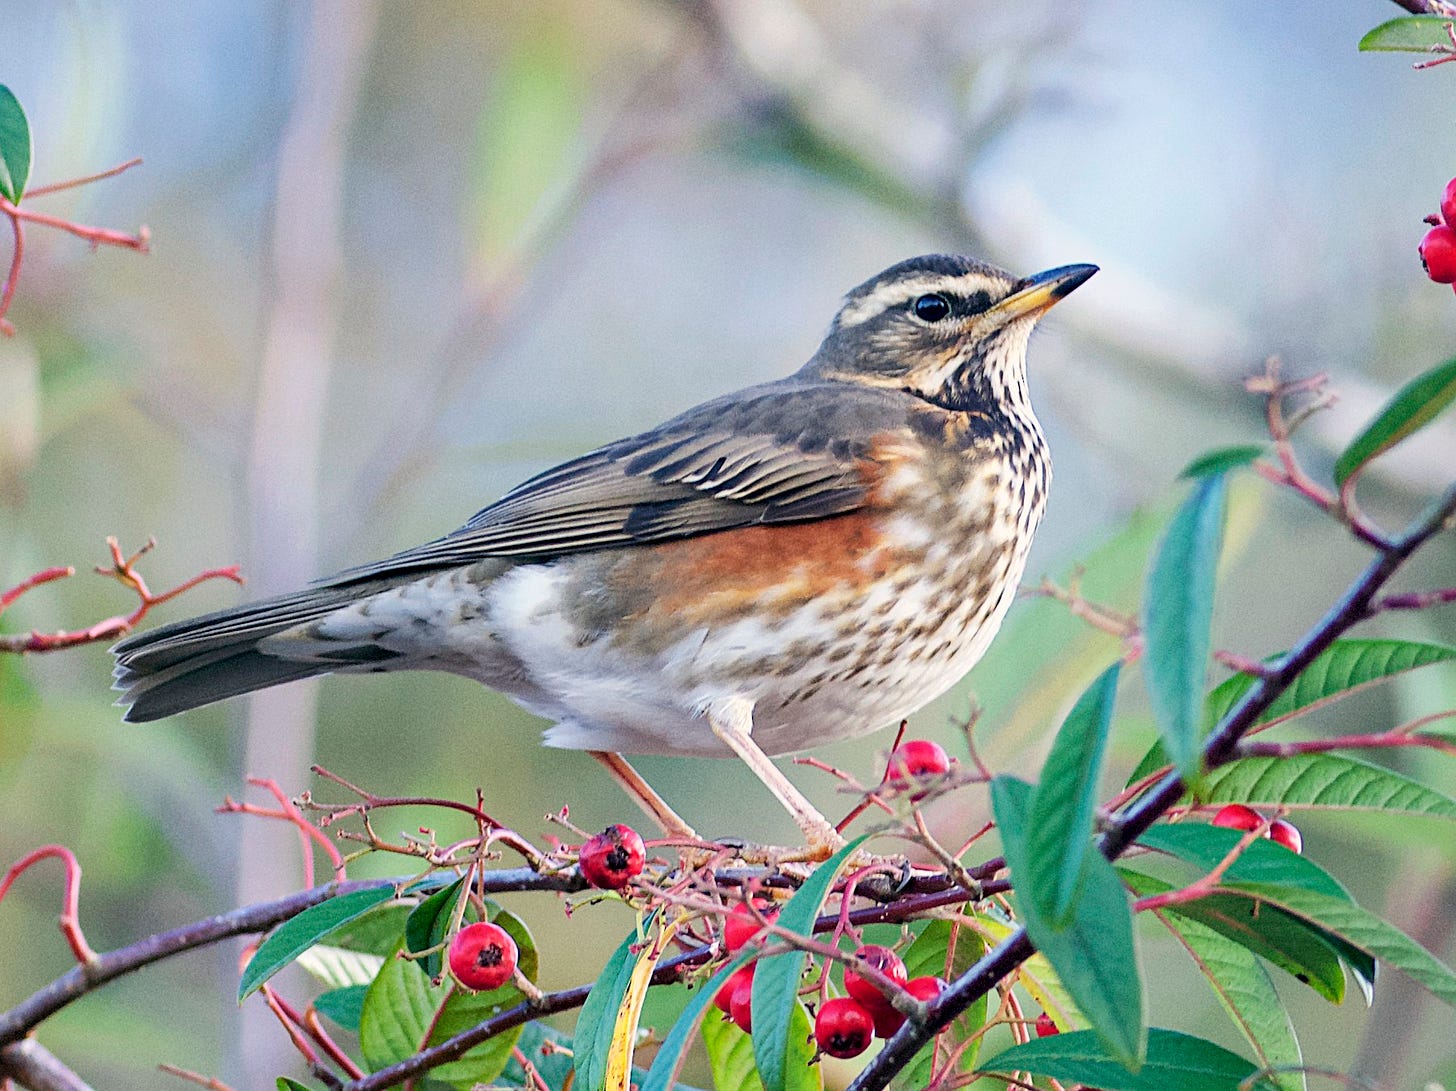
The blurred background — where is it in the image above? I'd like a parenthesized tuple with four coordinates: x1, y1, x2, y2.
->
(1, 1, 1454, 1088)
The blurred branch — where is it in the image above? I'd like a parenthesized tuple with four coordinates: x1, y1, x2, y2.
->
(0, 1039, 95, 1091)
(1388, 0, 1456, 15)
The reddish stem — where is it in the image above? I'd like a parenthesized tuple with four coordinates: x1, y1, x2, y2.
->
(0, 567, 73, 613)
(24, 157, 144, 199)
(0, 211, 21, 336)
(0, 196, 149, 253)
(0, 846, 97, 965)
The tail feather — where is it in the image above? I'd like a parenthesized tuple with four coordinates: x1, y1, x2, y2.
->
(112, 581, 395, 722)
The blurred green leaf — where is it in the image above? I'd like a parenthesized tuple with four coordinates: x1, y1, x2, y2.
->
(1143, 474, 1228, 783)
(239, 885, 398, 1000)
(405, 875, 465, 982)
(640, 951, 758, 1091)
(751, 836, 868, 1091)
(0, 85, 32, 203)
(1335, 357, 1456, 485)
(1180, 445, 1265, 479)
(1128, 639, 1456, 785)
(977, 1028, 1264, 1090)
(1223, 882, 1456, 1008)
(1028, 663, 1121, 924)
(1128, 872, 1303, 1089)
(313, 984, 368, 1033)
(993, 776, 1145, 1066)
(1201, 753, 1456, 818)
(576, 913, 654, 1091)
(1359, 14, 1456, 51)
(890, 917, 988, 1088)
(703, 996, 818, 1091)
(277, 1079, 316, 1091)
(469, 23, 585, 270)
(505, 1023, 579, 1091)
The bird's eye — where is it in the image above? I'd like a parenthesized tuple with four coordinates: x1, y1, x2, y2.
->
(913, 293, 951, 322)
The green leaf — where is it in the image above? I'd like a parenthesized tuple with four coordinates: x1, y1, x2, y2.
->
(360, 920, 534, 1090)
(1181, 445, 1266, 479)
(278, 1079, 316, 1091)
(641, 952, 758, 1091)
(576, 914, 655, 1091)
(1138, 824, 1376, 998)
(239, 885, 399, 1001)
(294, 943, 384, 989)
(314, 984, 368, 1033)
(702, 997, 819, 1091)
(993, 777, 1145, 1067)
(890, 917, 989, 1089)
(1359, 14, 1456, 51)
(977, 1028, 1265, 1091)
(750, 836, 869, 1091)
(1143, 474, 1229, 783)
(1201, 753, 1456, 818)
(506, 1023, 579, 1091)
(0, 85, 32, 203)
(1223, 882, 1456, 1009)
(405, 875, 466, 982)
(1128, 639, 1456, 786)
(1335, 357, 1456, 485)
(1027, 663, 1121, 924)
(1127, 873, 1303, 1089)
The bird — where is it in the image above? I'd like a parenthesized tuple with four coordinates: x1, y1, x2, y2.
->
(113, 254, 1096, 859)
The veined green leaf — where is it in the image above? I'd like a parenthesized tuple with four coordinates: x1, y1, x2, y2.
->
(1181, 445, 1266, 479)
(0, 85, 32, 203)
(1201, 753, 1456, 818)
(975, 910, 1083, 1029)
(890, 917, 989, 1089)
(1126, 872, 1303, 1089)
(361, 906, 537, 1090)
(751, 837, 869, 1091)
(1127, 639, 1456, 786)
(294, 943, 384, 989)
(977, 1028, 1265, 1090)
(1335, 357, 1456, 485)
(1143, 474, 1229, 783)
(994, 776, 1145, 1067)
(1138, 824, 1375, 999)
(239, 885, 398, 1001)
(1028, 663, 1121, 925)
(1359, 14, 1456, 51)
(1224, 882, 1456, 1009)
(703, 997, 819, 1091)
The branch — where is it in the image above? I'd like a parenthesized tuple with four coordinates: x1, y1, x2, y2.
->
(0, 1039, 95, 1091)
(851, 481, 1456, 1091)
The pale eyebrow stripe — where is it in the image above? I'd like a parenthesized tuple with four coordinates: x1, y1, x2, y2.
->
(835, 273, 1003, 327)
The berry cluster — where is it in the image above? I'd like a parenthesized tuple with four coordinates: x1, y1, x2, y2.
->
(716, 924, 948, 1061)
(1211, 803, 1303, 854)
(1418, 177, 1456, 289)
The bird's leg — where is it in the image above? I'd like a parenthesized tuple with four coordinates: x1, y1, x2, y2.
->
(705, 697, 846, 861)
(588, 750, 698, 841)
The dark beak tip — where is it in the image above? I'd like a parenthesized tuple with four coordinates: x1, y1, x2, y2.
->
(1044, 263, 1099, 297)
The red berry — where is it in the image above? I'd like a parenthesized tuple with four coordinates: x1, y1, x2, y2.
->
(1211, 804, 1263, 833)
(578, 824, 646, 889)
(1035, 1011, 1059, 1037)
(905, 975, 947, 1003)
(1419, 225, 1456, 284)
(448, 921, 518, 992)
(815, 997, 875, 1059)
(724, 900, 777, 953)
(844, 945, 908, 1006)
(1441, 177, 1456, 229)
(869, 997, 905, 1038)
(729, 976, 755, 1033)
(714, 965, 755, 1014)
(1268, 819, 1303, 854)
(886, 740, 951, 782)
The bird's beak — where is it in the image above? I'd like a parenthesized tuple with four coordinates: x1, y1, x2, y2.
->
(990, 264, 1099, 322)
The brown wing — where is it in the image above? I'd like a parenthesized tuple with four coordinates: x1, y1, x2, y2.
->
(320, 378, 912, 585)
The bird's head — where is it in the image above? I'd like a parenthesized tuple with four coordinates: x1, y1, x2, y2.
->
(804, 254, 1097, 413)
